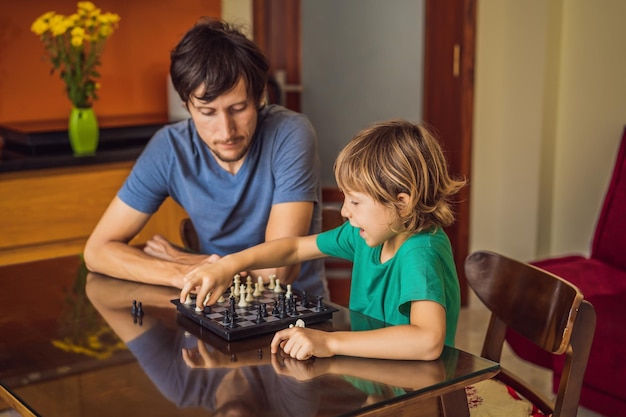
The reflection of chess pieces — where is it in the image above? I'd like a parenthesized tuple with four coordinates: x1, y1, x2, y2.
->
(268, 274, 276, 289)
(273, 278, 283, 293)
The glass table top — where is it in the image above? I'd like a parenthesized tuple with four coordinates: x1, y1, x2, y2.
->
(0, 256, 499, 416)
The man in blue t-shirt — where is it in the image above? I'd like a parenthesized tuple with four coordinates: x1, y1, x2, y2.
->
(84, 18, 327, 297)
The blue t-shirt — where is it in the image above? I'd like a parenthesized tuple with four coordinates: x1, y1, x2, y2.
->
(316, 222, 460, 346)
(118, 105, 327, 297)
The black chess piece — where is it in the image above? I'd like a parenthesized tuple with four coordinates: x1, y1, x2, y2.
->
(223, 310, 231, 326)
(229, 297, 237, 319)
(315, 296, 324, 312)
(301, 291, 309, 308)
(136, 302, 144, 325)
(255, 304, 265, 324)
(261, 303, 269, 317)
(131, 300, 138, 316)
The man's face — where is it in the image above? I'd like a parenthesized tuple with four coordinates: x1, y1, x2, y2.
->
(187, 78, 259, 170)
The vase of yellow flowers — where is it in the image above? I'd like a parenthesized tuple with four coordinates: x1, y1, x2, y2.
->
(31, 2, 120, 156)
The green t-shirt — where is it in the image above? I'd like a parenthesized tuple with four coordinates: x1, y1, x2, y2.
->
(316, 222, 460, 346)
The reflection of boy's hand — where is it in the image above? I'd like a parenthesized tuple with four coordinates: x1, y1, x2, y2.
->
(270, 353, 331, 381)
(182, 341, 224, 368)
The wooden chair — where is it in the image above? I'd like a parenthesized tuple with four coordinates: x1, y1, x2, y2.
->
(179, 217, 199, 252)
(464, 250, 596, 417)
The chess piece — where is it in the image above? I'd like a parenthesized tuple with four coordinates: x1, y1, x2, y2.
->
(253, 281, 262, 297)
(257, 276, 265, 292)
(238, 286, 249, 307)
(273, 278, 283, 293)
(183, 294, 194, 305)
(268, 274, 276, 289)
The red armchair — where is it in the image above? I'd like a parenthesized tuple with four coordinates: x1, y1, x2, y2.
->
(506, 126, 626, 416)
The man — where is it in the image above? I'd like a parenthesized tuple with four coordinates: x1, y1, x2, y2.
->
(84, 18, 327, 298)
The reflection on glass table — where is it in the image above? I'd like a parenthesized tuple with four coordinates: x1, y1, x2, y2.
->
(0, 256, 499, 417)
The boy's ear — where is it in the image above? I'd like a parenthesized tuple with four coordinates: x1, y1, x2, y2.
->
(396, 192, 411, 216)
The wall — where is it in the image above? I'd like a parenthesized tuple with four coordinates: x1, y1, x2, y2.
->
(471, 0, 626, 261)
(0, 0, 221, 124)
(301, 0, 425, 186)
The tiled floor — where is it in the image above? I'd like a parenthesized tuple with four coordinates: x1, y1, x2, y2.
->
(457, 291, 605, 417)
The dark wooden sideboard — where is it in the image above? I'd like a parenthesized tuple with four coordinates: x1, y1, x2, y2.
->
(0, 115, 189, 266)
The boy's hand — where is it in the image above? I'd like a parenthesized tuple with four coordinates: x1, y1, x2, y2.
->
(270, 327, 334, 360)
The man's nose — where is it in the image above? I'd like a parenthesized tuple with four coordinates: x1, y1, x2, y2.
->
(215, 112, 235, 140)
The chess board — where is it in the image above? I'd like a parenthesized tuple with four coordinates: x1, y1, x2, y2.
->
(171, 286, 338, 341)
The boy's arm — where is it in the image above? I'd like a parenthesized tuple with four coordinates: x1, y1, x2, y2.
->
(181, 234, 324, 308)
(271, 300, 447, 361)
(84, 196, 197, 288)
(252, 201, 314, 284)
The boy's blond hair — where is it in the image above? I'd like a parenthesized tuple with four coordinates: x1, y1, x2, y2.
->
(334, 119, 466, 234)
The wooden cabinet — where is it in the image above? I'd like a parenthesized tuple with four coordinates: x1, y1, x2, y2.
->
(0, 161, 188, 266)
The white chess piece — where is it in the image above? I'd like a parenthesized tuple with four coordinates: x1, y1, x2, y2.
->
(238, 285, 249, 307)
(184, 294, 194, 305)
(257, 276, 265, 292)
(289, 319, 306, 328)
(285, 284, 292, 298)
(253, 282, 262, 297)
(268, 274, 276, 289)
(273, 278, 283, 293)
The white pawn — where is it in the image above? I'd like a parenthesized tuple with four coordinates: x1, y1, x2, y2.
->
(184, 294, 194, 305)
(233, 275, 241, 295)
(257, 276, 265, 292)
(273, 278, 283, 293)
(268, 274, 276, 289)
(246, 276, 253, 294)
(246, 285, 254, 302)
(285, 284, 292, 298)
(253, 282, 263, 297)
(217, 293, 225, 303)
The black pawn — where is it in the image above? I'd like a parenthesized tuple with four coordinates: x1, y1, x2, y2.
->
(255, 304, 265, 324)
(315, 296, 324, 312)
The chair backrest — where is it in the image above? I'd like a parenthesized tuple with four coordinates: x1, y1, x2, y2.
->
(322, 205, 346, 232)
(465, 250, 596, 417)
(180, 217, 200, 252)
(591, 125, 626, 269)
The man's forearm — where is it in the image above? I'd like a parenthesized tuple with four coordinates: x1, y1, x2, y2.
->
(84, 241, 192, 288)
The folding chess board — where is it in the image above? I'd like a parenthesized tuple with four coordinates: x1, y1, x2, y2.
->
(171, 285, 338, 341)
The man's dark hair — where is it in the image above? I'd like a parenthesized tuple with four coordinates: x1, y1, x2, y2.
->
(170, 18, 269, 105)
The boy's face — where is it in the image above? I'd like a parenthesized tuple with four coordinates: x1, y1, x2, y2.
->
(187, 77, 258, 172)
(340, 190, 400, 247)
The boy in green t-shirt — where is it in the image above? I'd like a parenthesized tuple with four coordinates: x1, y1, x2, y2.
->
(180, 119, 466, 361)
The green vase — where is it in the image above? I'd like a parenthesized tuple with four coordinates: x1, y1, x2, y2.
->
(68, 106, 99, 156)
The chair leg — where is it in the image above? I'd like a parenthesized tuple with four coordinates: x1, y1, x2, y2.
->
(439, 389, 470, 417)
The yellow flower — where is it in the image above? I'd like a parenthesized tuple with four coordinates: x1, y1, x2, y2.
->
(31, 2, 120, 108)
